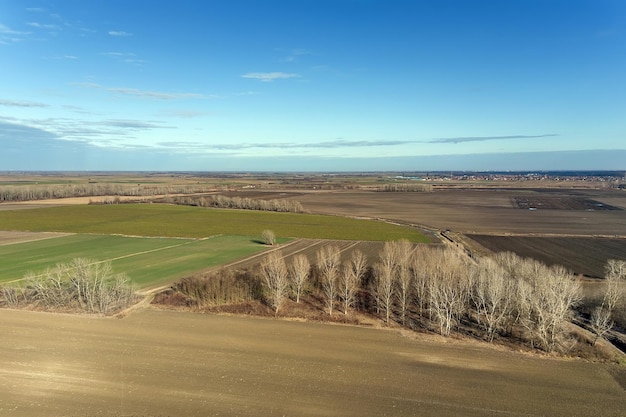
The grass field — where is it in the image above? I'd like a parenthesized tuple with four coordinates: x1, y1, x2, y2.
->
(0, 203, 430, 242)
(0, 234, 269, 287)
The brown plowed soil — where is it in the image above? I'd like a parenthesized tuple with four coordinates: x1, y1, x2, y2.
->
(2, 308, 625, 417)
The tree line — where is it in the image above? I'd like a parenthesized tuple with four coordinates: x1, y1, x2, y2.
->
(163, 240, 625, 353)
(0, 183, 219, 202)
(158, 195, 305, 213)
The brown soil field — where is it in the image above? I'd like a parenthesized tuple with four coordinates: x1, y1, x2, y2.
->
(466, 235, 626, 278)
(294, 189, 626, 236)
(1, 308, 624, 417)
(0, 231, 72, 246)
(512, 196, 622, 211)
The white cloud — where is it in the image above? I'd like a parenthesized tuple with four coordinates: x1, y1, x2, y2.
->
(109, 87, 204, 100)
(0, 99, 48, 107)
(241, 72, 300, 82)
(28, 22, 61, 30)
(108, 30, 132, 37)
(75, 82, 208, 100)
(0, 23, 29, 35)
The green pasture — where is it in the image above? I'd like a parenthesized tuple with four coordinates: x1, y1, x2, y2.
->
(0, 204, 430, 242)
(0, 234, 269, 288)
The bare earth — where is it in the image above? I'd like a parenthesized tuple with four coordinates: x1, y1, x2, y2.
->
(295, 190, 626, 236)
(1, 308, 624, 417)
(0, 231, 72, 246)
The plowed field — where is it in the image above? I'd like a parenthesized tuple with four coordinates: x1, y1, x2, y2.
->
(467, 235, 626, 277)
(1, 308, 624, 417)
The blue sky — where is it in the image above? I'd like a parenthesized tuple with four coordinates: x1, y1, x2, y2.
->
(1, 0, 624, 171)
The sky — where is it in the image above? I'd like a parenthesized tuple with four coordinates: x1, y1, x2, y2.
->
(1, 0, 625, 172)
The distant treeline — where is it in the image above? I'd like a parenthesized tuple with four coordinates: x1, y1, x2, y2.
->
(375, 184, 433, 192)
(156, 195, 305, 213)
(0, 183, 218, 202)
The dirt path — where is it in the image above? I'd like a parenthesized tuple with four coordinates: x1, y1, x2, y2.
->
(1, 308, 624, 417)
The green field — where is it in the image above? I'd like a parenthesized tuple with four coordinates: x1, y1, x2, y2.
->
(0, 204, 430, 242)
(0, 234, 268, 287)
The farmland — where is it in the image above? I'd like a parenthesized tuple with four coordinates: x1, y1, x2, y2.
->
(1, 308, 625, 417)
(0, 234, 270, 288)
(467, 235, 626, 278)
(0, 204, 430, 242)
(1, 173, 626, 416)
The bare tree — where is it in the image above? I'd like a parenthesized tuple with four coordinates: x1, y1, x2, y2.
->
(411, 250, 431, 322)
(590, 306, 613, 346)
(21, 258, 136, 314)
(373, 262, 395, 325)
(260, 251, 289, 314)
(339, 250, 367, 315)
(317, 245, 341, 315)
(502, 255, 581, 352)
(604, 259, 625, 314)
(471, 257, 514, 342)
(261, 229, 276, 246)
(396, 264, 412, 325)
(426, 247, 470, 336)
(289, 254, 310, 303)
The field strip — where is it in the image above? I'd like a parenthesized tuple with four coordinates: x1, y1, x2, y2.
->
(138, 238, 324, 295)
(0, 231, 74, 247)
(3, 237, 209, 285)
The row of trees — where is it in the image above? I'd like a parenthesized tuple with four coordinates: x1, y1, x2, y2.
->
(376, 183, 434, 192)
(0, 183, 222, 202)
(158, 195, 305, 213)
(0, 258, 137, 315)
(256, 242, 611, 353)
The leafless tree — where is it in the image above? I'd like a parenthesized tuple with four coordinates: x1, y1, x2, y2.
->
(21, 258, 136, 314)
(262, 229, 276, 246)
(604, 259, 625, 314)
(339, 250, 367, 315)
(499, 254, 581, 352)
(411, 250, 431, 321)
(471, 257, 514, 342)
(260, 251, 289, 314)
(422, 247, 470, 336)
(289, 254, 310, 303)
(317, 245, 341, 315)
(590, 306, 613, 346)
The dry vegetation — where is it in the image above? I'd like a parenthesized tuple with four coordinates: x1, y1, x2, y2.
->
(154, 241, 625, 358)
(1, 258, 138, 315)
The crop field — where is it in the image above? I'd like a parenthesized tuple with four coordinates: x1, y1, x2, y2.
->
(512, 196, 623, 211)
(294, 189, 626, 236)
(0, 203, 430, 242)
(0, 234, 269, 288)
(1, 308, 625, 417)
(466, 235, 626, 278)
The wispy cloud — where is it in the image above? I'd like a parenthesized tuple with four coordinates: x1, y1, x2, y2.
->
(429, 134, 558, 144)
(0, 99, 48, 107)
(101, 51, 145, 65)
(75, 82, 208, 100)
(0, 23, 30, 43)
(155, 135, 561, 153)
(25, 7, 46, 13)
(158, 109, 211, 118)
(281, 48, 312, 62)
(242, 72, 300, 82)
(27, 22, 61, 30)
(96, 119, 172, 129)
(108, 30, 132, 37)
(109, 87, 204, 100)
